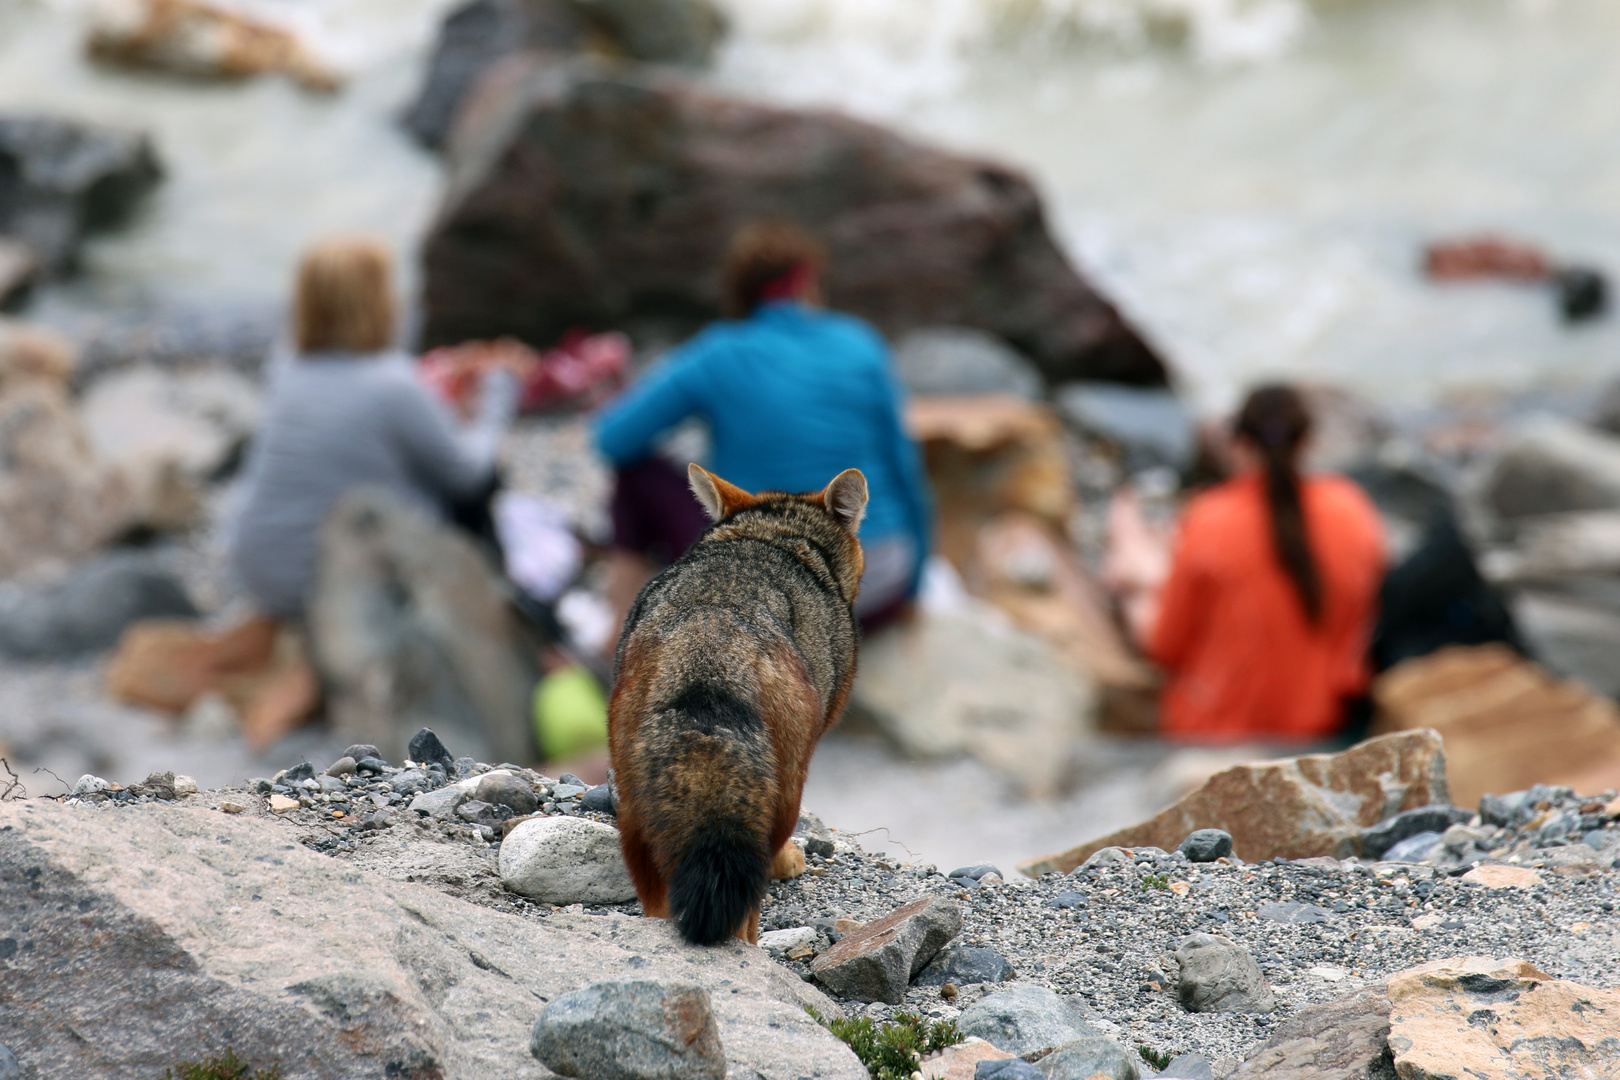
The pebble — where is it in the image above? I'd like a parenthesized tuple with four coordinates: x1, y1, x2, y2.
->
(408, 786, 467, 821)
(1255, 901, 1332, 925)
(1382, 831, 1444, 864)
(758, 926, 819, 956)
(281, 762, 315, 783)
(551, 783, 587, 801)
(499, 816, 637, 904)
(71, 774, 109, 797)
(477, 772, 539, 815)
(1178, 830, 1233, 863)
(407, 727, 454, 768)
(341, 744, 382, 763)
(218, 801, 246, 814)
(326, 756, 357, 777)
(580, 782, 617, 815)
(268, 794, 299, 813)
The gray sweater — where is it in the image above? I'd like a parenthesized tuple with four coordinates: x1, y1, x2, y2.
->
(228, 351, 517, 619)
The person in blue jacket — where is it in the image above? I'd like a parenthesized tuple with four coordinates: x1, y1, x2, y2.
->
(593, 221, 933, 634)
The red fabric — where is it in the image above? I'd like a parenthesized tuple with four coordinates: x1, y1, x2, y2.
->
(1148, 472, 1385, 743)
(757, 264, 816, 305)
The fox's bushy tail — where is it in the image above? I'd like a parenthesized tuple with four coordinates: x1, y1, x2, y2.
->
(639, 682, 778, 946)
(668, 822, 770, 945)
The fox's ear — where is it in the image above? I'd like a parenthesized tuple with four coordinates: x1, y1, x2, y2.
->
(822, 469, 868, 532)
(688, 463, 754, 521)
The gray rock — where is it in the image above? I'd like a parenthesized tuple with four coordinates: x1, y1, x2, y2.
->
(326, 756, 357, 777)
(1381, 831, 1444, 864)
(391, 769, 433, 796)
(1156, 1054, 1215, 1080)
(0, 113, 162, 273)
(499, 816, 637, 904)
(553, 783, 588, 801)
(409, 727, 455, 768)
(582, 782, 617, 814)
(1055, 383, 1196, 472)
(531, 979, 725, 1080)
(912, 945, 1015, 986)
(1229, 987, 1391, 1079)
(1255, 901, 1332, 925)
(1177, 829, 1233, 863)
(70, 775, 109, 797)
(1037, 1036, 1140, 1080)
(1174, 934, 1275, 1014)
(1484, 415, 1620, 519)
(408, 786, 470, 821)
(403, 0, 727, 150)
(476, 772, 538, 815)
(757, 926, 818, 956)
(282, 762, 315, 783)
(356, 755, 389, 773)
(1046, 891, 1086, 910)
(342, 744, 382, 763)
(317, 775, 346, 794)
(979, 1061, 1043, 1080)
(947, 864, 1004, 881)
(1357, 806, 1473, 860)
(311, 492, 539, 768)
(958, 985, 1101, 1057)
(1076, 847, 1135, 873)
(0, 550, 198, 660)
(808, 896, 961, 1004)
(893, 327, 1044, 399)
(420, 60, 1165, 388)
(0, 1041, 17, 1080)
(456, 799, 507, 826)
(0, 799, 862, 1080)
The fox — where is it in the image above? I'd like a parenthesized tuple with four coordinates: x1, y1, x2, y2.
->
(608, 463, 868, 946)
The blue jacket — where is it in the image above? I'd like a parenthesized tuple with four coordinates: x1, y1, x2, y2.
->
(594, 303, 933, 591)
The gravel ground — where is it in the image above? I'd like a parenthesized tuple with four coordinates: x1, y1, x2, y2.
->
(51, 752, 1620, 1078)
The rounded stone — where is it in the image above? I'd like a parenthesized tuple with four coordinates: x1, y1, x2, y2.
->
(1178, 829, 1234, 863)
(326, 756, 357, 777)
(500, 817, 636, 904)
(531, 979, 724, 1080)
(477, 772, 539, 816)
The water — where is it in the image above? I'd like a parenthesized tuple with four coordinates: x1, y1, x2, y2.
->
(4, 0, 1620, 409)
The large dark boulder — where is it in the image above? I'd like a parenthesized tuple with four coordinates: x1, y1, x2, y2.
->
(402, 0, 726, 150)
(0, 114, 162, 274)
(420, 61, 1166, 386)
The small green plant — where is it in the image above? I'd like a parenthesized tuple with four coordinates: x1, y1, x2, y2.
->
(1138, 1044, 1174, 1070)
(1141, 874, 1169, 891)
(808, 1008, 963, 1080)
(164, 1047, 283, 1080)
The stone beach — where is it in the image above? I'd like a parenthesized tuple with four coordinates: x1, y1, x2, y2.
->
(6, 734, 1619, 1078)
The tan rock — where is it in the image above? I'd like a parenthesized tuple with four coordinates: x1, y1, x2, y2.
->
(920, 1036, 1015, 1080)
(1373, 643, 1620, 807)
(1386, 957, 1620, 1079)
(1459, 864, 1541, 889)
(88, 0, 340, 90)
(1018, 730, 1449, 876)
(218, 801, 245, 814)
(267, 794, 298, 813)
(908, 395, 1073, 537)
(833, 918, 865, 938)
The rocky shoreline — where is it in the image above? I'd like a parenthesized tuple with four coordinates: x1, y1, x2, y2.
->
(5, 731, 1618, 1079)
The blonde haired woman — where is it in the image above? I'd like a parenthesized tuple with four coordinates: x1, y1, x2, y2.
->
(230, 236, 518, 621)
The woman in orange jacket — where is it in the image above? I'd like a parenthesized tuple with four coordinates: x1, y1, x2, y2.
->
(1148, 385, 1386, 743)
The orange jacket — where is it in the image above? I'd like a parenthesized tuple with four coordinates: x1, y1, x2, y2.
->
(1148, 472, 1385, 742)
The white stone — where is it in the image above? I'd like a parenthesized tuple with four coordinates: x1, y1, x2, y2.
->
(71, 774, 109, 797)
(1309, 966, 1348, 982)
(172, 775, 198, 796)
(408, 786, 469, 821)
(499, 816, 636, 904)
(758, 927, 819, 956)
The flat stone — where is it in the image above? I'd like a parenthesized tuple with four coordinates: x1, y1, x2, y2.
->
(1230, 987, 1391, 1079)
(1386, 956, 1620, 1079)
(476, 773, 538, 816)
(552, 783, 588, 801)
(1036, 1036, 1140, 1080)
(499, 816, 637, 904)
(958, 985, 1100, 1057)
(409, 786, 469, 821)
(947, 864, 1003, 882)
(809, 897, 960, 1004)
(1177, 829, 1232, 863)
(919, 1037, 1014, 1080)
(1460, 864, 1542, 889)
(0, 800, 863, 1080)
(1021, 731, 1450, 874)
(1174, 934, 1275, 1014)
(913, 945, 1015, 986)
(758, 927, 818, 957)
(1256, 901, 1332, 925)
(267, 794, 299, 813)
(1381, 831, 1444, 864)
(1358, 805, 1473, 860)
(531, 979, 725, 1080)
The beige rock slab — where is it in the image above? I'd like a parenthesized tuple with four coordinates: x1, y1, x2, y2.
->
(920, 1036, 1015, 1080)
(1460, 865, 1542, 889)
(0, 800, 863, 1080)
(1386, 956, 1620, 1080)
(1019, 730, 1449, 875)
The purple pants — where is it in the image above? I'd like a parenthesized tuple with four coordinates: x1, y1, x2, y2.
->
(610, 457, 710, 567)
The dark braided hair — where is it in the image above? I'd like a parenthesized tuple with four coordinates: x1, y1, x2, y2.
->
(1235, 385, 1322, 625)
